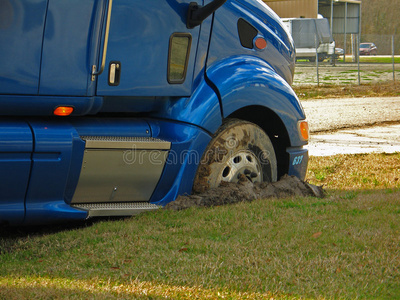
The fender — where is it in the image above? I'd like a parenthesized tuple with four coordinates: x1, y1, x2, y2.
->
(150, 73, 223, 134)
(148, 120, 212, 206)
(206, 55, 307, 146)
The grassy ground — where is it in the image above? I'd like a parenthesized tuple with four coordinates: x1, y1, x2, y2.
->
(307, 153, 400, 191)
(342, 56, 400, 64)
(296, 57, 400, 64)
(293, 81, 400, 100)
(1, 153, 400, 299)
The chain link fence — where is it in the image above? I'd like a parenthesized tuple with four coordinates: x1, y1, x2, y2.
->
(293, 34, 400, 86)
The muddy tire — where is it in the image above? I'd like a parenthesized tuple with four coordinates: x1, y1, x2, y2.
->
(193, 119, 277, 194)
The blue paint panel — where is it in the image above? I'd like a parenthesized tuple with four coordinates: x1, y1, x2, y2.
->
(99, 97, 163, 113)
(287, 147, 309, 180)
(96, 0, 202, 97)
(39, 0, 104, 96)
(150, 76, 222, 134)
(19, 118, 153, 224)
(64, 133, 87, 204)
(24, 120, 87, 224)
(148, 120, 211, 205)
(0, 95, 103, 116)
(0, 0, 48, 95)
(207, 0, 295, 85)
(206, 55, 306, 146)
(0, 120, 33, 225)
(71, 118, 151, 138)
(21, 118, 210, 220)
(191, 7, 213, 92)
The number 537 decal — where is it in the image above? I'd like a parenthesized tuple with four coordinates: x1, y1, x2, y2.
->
(292, 155, 304, 166)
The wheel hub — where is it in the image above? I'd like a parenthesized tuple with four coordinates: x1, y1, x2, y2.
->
(219, 150, 263, 183)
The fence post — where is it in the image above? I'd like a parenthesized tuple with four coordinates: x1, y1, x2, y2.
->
(315, 36, 319, 86)
(392, 35, 396, 82)
(357, 34, 360, 85)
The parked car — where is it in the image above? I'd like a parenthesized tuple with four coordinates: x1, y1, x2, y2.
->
(359, 43, 377, 55)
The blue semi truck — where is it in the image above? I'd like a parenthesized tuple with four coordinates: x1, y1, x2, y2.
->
(0, 0, 309, 225)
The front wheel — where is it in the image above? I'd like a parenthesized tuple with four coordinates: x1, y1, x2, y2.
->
(193, 119, 277, 194)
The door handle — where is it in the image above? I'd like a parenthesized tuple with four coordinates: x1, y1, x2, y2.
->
(108, 61, 121, 86)
(91, 0, 113, 81)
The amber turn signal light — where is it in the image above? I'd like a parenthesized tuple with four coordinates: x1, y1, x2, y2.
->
(298, 120, 309, 141)
(53, 106, 74, 116)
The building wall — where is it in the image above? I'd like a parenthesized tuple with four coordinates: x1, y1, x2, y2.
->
(263, 0, 318, 18)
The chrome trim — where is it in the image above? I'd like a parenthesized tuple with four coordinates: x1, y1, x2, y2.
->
(81, 136, 171, 150)
(72, 202, 160, 217)
(91, 0, 113, 81)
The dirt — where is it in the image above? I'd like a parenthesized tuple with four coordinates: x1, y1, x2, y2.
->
(165, 175, 324, 211)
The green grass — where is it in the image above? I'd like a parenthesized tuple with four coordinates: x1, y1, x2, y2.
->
(1, 153, 400, 299)
(343, 56, 400, 63)
(339, 70, 359, 74)
(307, 153, 400, 190)
(298, 56, 400, 64)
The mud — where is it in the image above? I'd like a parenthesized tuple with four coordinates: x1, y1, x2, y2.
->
(165, 175, 324, 211)
(192, 164, 212, 194)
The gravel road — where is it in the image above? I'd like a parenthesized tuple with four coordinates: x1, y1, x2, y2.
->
(302, 96, 400, 133)
(301, 96, 400, 156)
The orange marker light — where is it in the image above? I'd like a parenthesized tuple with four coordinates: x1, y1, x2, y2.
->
(255, 37, 267, 50)
(298, 120, 309, 141)
(54, 106, 74, 116)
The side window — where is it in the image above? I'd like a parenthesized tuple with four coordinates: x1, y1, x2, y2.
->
(168, 33, 192, 84)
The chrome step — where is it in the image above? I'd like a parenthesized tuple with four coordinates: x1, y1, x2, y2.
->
(72, 202, 160, 217)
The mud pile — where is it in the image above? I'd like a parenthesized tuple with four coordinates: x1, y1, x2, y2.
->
(165, 175, 325, 211)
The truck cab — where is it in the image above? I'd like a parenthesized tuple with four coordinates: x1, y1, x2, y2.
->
(0, 0, 308, 225)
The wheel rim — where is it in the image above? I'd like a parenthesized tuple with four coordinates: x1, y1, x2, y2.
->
(218, 150, 263, 183)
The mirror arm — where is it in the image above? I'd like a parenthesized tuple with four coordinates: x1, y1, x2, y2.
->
(186, 0, 227, 29)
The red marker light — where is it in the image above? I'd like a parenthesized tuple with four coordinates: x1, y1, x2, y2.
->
(54, 106, 74, 116)
(255, 37, 267, 50)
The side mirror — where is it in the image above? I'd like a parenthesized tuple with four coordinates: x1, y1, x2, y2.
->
(186, 0, 227, 29)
